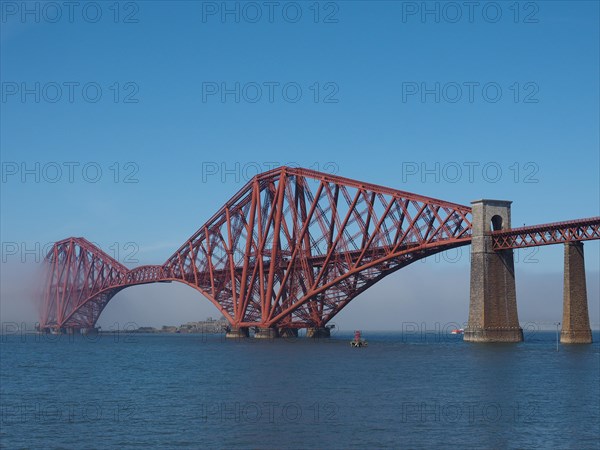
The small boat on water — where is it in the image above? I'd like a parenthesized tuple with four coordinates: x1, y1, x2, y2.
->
(451, 328, 464, 335)
(350, 330, 368, 347)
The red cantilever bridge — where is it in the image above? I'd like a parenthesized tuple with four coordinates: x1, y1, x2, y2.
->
(40, 167, 600, 338)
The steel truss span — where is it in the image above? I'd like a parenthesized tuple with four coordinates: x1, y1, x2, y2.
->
(492, 217, 600, 250)
(39, 166, 599, 332)
(40, 167, 472, 331)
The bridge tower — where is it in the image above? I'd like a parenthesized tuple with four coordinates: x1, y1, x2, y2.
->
(561, 242, 592, 343)
(465, 200, 523, 342)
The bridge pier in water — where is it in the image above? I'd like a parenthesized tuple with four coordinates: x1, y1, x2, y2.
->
(225, 327, 249, 339)
(306, 327, 331, 338)
(561, 242, 592, 344)
(278, 328, 299, 338)
(254, 327, 279, 339)
(464, 200, 523, 343)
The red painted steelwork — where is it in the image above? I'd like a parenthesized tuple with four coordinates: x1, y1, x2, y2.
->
(39, 167, 599, 333)
(40, 167, 473, 331)
(160, 167, 472, 329)
(492, 217, 600, 250)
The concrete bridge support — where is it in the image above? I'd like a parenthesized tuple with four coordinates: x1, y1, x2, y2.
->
(464, 200, 523, 342)
(254, 327, 279, 339)
(225, 327, 249, 339)
(306, 327, 331, 338)
(278, 328, 299, 338)
(561, 242, 592, 344)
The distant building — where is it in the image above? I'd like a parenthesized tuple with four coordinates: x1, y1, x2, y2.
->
(136, 327, 157, 333)
(178, 317, 228, 333)
(135, 318, 228, 334)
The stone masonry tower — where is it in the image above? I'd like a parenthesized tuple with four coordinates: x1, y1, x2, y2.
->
(464, 200, 523, 342)
(561, 242, 592, 344)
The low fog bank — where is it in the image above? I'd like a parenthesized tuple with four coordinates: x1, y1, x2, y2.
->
(335, 264, 599, 331)
(0, 261, 43, 328)
(1, 260, 598, 331)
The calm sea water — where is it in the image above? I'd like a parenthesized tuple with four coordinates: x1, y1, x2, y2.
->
(1, 330, 599, 449)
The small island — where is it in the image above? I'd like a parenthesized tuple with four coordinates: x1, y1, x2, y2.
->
(130, 317, 229, 334)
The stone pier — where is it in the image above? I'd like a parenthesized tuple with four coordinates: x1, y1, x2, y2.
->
(254, 327, 279, 339)
(561, 242, 592, 344)
(464, 200, 523, 343)
(306, 327, 331, 338)
(278, 328, 299, 338)
(225, 326, 249, 339)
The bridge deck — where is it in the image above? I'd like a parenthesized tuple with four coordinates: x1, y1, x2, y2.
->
(492, 217, 600, 250)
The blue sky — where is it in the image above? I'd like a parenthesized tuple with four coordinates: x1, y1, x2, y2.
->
(1, 1, 598, 328)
